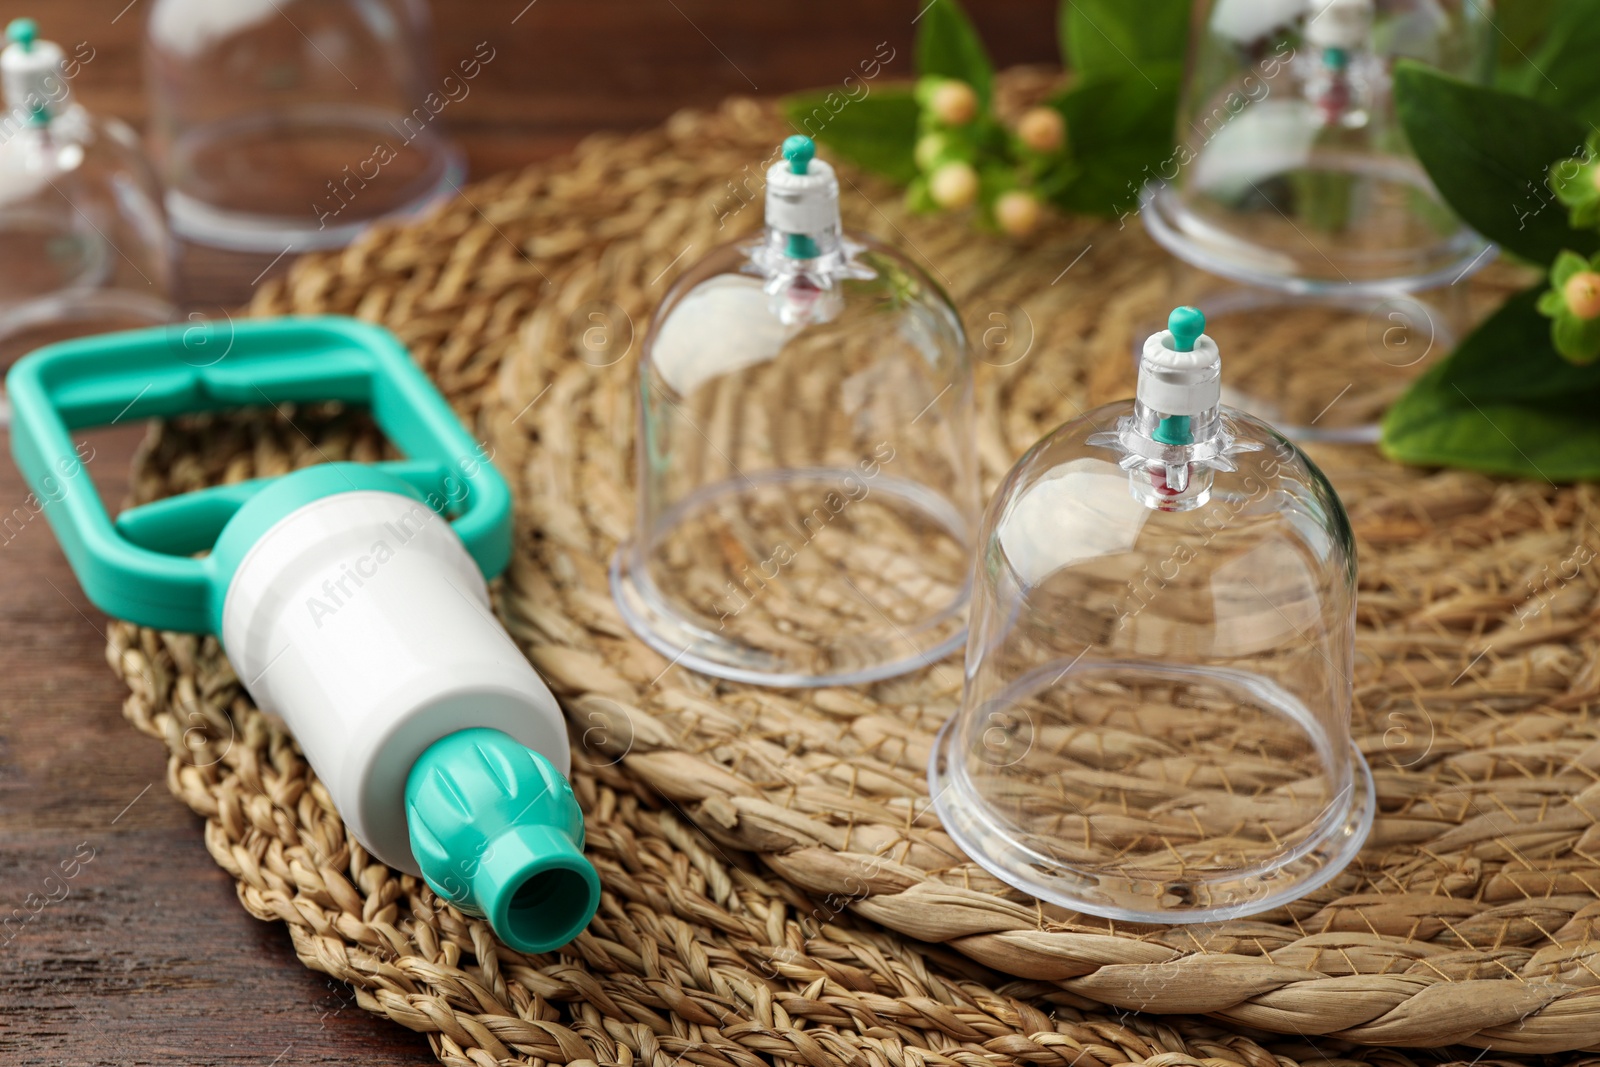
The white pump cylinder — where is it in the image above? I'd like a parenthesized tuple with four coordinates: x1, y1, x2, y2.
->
(219, 490, 571, 875)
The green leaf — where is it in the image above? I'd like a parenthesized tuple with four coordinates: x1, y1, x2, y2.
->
(905, 175, 937, 214)
(1552, 307, 1600, 362)
(1048, 66, 1180, 217)
(1059, 0, 1190, 81)
(782, 89, 920, 185)
(1394, 62, 1597, 266)
(1539, 249, 1600, 363)
(1492, 0, 1560, 88)
(1551, 249, 1591, 286)
(1381, 287, 1600, 481)
(1505, 0, 1600, 122)
(1495, 0, 1560, 56)
(1536, 286, 1566, 317)
(1548, 132, 1600, 227)
(916, 0, 994, 105)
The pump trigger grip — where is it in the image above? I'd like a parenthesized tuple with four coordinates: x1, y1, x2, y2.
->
(6, 316, 514, 634)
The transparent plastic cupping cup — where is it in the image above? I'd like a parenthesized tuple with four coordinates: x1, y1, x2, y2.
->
(144, 0, 465, 251)
(612, 137, 979, 688)
(0, 19, 172, 415)
(1141, 0, 1496, 294)
(931, 308, 1373, 922)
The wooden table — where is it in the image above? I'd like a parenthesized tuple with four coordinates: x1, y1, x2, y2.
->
(0, 2, 1053, 1062)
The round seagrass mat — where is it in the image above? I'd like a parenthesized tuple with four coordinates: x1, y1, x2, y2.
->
(108, 74, 1600, 1062)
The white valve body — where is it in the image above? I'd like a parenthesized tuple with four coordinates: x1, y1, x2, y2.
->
(765, 156, 840, 235)
(1138, 330, 1222, 416)
(220, 490, 570, 875)
(1, 37, 68, 119)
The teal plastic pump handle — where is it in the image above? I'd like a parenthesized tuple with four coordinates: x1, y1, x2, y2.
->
(6, 316, 514, 634)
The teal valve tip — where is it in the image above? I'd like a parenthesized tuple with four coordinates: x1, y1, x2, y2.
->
(779, 137, 822, 256)
(1168, 306, 1205, 353)
(1153, 414, 1193, 446)
(785, 232, 819, 259)
(406, 729, 600, 954)
(782, 135, 815, 175)
(6, 18, 37, 51)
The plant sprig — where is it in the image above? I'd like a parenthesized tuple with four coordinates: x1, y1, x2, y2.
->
(782, 0, 1186, 238)
(1385, 10, 1600, 482)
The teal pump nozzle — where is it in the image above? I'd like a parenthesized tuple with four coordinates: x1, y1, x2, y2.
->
(406, 729, 599, 954)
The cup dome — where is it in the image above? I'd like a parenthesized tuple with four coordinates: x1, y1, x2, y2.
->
(931, 308, 1373, 921)
(612, 137, 978, 687)
(1141, 0, 1496, 293)
(144, 0, 464, 251)
(0, 18, 173, 417)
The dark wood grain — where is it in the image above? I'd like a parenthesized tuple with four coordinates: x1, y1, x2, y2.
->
(0, 1, 1054, 1063)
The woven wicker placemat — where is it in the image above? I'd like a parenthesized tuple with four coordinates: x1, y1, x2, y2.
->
(109, 76, 1600, 1062)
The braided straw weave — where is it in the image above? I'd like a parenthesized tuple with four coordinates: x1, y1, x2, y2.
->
(108, 75, 1600, 1061)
